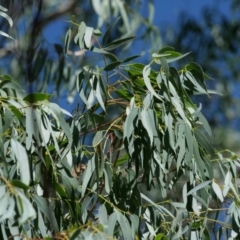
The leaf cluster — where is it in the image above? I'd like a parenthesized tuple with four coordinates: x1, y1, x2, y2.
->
(0, 4, 240, 240)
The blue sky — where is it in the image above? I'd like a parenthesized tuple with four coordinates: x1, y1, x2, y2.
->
(43, 1, 231, 44)
(154, 0, 231, 24)
(42, 0, 234, 116)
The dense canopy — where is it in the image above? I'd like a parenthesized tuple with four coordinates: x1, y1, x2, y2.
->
(0, 1, 240, 239)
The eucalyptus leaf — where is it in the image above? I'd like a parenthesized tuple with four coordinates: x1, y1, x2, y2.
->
(143, 65, 163, 101)
(11, 139, 30, 185)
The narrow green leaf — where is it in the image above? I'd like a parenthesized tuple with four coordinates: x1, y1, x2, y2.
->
(64, 28, 72, 54)
(102, 16, 121, 46)
(152, 53, 171, 58)
(105, 212, 117, 236)
(10, 180, 29, 190)
(212, 181, 224, 202)
(78, 21, 86, 50)
(70, 228, 81, 240)
(192, 194, 208, 209)
(115, 88, 133, 100)
(93, 131, 103, 147)
(160, 57, 170, 79)
(0, 10, 13, 27)
(185, 62, 207, 91)
(123, 107, 138, 141)
(34, 195, 59, 232)
(81, 155, 95, 197)
(55, 182, 67, 198)
(171, 96, 187, 121)
(81, 195, 94, 224)
(143, 65, 163, 101)
(185, 71, 207, 94)
(49, 103, 72, 158)
(154, 233, 165, 240)
(116, 153, 129, 166)
(104, 61, 121, 71)
(84, 26, 94, 48)
(130, 214, 139, 235)
(25, 107, 35, 150)
(11, 139, 30, 185)
(115, 210, 133, 239)
(187, 181, 211, 196)
(98, 204, 108, 227)
(104, 163, 112, 194)
(23, 93, 52, 103)
(166, 52, 190, 63)
(193, 110, 212, 137)
(104, 36, 135, 51)
(141, 108, 158, 145)
(104, 53, 119, 62)
(158, 46, 175, 53)
(122, 55, 140, 63)
(176, 140, 185, 171)
(0, 79, 22, 90)
(171, 210, 189, 231)
(15, 189, 36, 224)
(94, 75, 106, 111)
(194, 129, 214, 156)
(0, 5, 8, 11)
(141, 193, 174, 218)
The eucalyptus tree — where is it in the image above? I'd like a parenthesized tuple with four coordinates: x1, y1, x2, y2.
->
(162, 1, 240, 150)
(0, 2, 240, 240)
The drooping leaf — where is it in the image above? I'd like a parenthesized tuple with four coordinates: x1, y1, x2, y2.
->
(64, 28, 72, 54)
(105, 212, 117, 236)
(48, 103, 73, 158)
(76, 21, 86, 50)
(194, 128, 214, 156)
(84, 27, 94, 48)
(187, 181, 211, 196)
(115, 210, 133, 240)
(15, 189, 36, 224)
(143, 65, 163, 101)
(212, 181, 224, 202)
(98, 204, 108, 228)
(34, 195, 59, 232)
(0, 10, 13, 27)
(81, 155, 96, 197)
(11, 139, 30, 185)
(141, 108, 158, 145)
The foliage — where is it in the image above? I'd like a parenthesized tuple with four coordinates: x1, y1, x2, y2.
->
(1, 2, 240, 240)
(163, 2, 240, 143)
(0, 0, 161, 103)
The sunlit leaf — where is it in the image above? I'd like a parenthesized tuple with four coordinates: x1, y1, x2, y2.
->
(143, 65, 163, 101)
(0, 10, 13, 27)
(84, 27, 94, 48)
(212, 181, 224, 202)
(11, 139, 30, 185)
